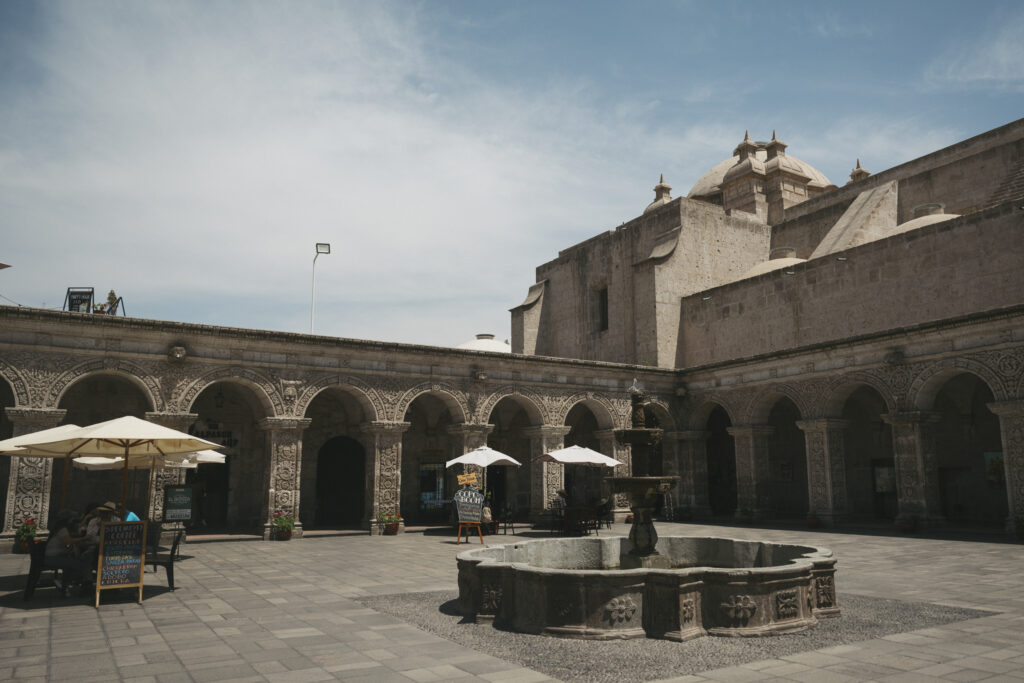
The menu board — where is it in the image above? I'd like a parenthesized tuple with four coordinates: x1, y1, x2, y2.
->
(164, 486, 193, 522)
(453, 488, 485, 523)
(96, 521, 147, 607)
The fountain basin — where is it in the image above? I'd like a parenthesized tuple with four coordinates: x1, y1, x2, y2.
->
(457, 536, 838, 640)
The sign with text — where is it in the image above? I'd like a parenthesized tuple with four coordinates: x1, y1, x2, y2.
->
(453, 487, 485, 523)
(164, 485, 193, 522)
(456, 473, 478, 487)
(96, 520, 147, 607)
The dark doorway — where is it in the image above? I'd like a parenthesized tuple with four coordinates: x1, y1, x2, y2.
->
(315, 436, 365, 526)
(706, 406, 737, 516)
(186, 461, 230, 530)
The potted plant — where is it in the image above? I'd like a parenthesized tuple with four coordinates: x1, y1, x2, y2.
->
(92, 302, 108, 315)
(14, 518, 37, 553)
(271, 510, 294, 540)
(378, 511, 402, 535)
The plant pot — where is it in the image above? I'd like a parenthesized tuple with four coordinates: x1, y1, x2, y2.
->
(383, 523, 399, 535)
(14, 538, 33, 554)
(274, 529, 292, 541)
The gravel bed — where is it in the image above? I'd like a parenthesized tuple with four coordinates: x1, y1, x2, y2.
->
(357, 591, 994, 682)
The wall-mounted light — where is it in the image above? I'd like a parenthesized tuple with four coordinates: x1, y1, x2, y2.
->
(701, 295, 712, 301)
(783, 270, 795, 275)
(836, 256, 848, 262)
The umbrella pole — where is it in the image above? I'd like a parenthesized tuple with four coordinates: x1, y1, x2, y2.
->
(145, 465, 155, 522)
(121, 446, 129, 518)
(60, 454, 70, 509)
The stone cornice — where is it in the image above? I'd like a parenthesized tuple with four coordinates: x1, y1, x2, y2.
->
(258, 417, 313, 432)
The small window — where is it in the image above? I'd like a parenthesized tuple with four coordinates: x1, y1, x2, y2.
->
(595, 286, 609, 332)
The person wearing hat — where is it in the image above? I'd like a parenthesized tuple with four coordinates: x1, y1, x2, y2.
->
(83, 501, 121, 545)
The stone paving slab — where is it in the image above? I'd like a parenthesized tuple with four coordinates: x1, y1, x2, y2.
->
(0, 521, 1022, 681)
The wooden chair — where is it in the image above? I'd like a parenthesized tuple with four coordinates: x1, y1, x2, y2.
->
(145, 529, 184, 590)
(24, 541, 60, 600)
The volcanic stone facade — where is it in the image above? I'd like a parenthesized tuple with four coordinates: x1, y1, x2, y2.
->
(3, 118, 1024, 542)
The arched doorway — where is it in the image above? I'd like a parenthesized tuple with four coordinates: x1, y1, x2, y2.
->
(315, 436, 365, 526)
(706, 406, 736, 517)
(302, 387, 372, 528)
(402, 393, 457, 524)
(842, 386, 895, 520)
(55, 373, 151, 520)
(564, 403, 605, 507)
(486, 396, 537, 517)
(766, 397, 808, 518)
(932, 373, 1005, 525)
(188, 381, 268, 532)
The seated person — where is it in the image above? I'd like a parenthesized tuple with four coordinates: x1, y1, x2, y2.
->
(83, 501, 121, 546)
(553, 489, 568, 508)
(46, 511, 94, 592)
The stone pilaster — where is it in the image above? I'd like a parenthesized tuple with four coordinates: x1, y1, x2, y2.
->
(986, 400, 1024, 535)
(523, 425, 571, 520)
(361, 421, 410, 535)
(144, 412, 198, 526)
(670, 430, 711, 518)
(881, 411, 944, 529)
(446, 423, 494, 490)
(2, 408, 67, 538)
(259, 417, 312, 540)
(597, 428, 631, 521)
(796, 419, 850, 527)
(727, 425, 774, 519)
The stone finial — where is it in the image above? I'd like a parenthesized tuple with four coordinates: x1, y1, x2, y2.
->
(848, 159, 870, 183)
(734, 130, 759, 160)
(643, 175, 673, 214)
(766, 130, 787, 159)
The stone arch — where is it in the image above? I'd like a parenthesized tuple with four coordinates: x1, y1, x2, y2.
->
(296, 375, 380, 423)
(0, 359, 30, 407)
(395, 382, 469, 424)
(553, 392, 617, 430)
(743, 383, 807, 424)
(910, 358, 1006, 410)
(824, 373, 897, 416)
(179, 366, 279, 416)
(475, 386, 546, 425)
(50, 361, 159, 412)
(645, 397, 676, 431)
(686, 395, 740, 430)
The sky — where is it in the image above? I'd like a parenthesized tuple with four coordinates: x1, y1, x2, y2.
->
(1, 1, 1022, 348)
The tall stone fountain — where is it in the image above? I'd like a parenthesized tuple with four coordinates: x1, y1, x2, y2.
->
(609, 381, 679, 569)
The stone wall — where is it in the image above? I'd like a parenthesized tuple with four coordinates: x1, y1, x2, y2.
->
(677, 201, 1024, 369)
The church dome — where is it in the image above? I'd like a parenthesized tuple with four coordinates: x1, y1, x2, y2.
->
(457, 333, 511, 353)
(688, 146, 832, 200)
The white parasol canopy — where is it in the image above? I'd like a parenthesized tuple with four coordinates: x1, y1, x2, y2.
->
(72, 456, 198, 471)
(23, 415, 221, 516)
(0, 424, 87, 508)
(446, 446, 521, 468)
(539, 445, 622, 467)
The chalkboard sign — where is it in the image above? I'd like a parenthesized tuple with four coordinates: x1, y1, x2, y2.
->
(457, 473, 478, 487)
(164, 486, 193, 522)
(453, 487, 485, 523)
(96, 521, 147, 607)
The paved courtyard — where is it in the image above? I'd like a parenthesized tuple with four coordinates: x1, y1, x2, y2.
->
(2, 521, 1023, 682)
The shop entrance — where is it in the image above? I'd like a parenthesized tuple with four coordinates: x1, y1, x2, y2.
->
(315, 436, 365, 526)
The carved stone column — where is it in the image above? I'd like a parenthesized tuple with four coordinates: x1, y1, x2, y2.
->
(446, 423, 495, 490)
(259, 417, 312, 540)
(144, 412, 198, 529)
(361, 421, 410, 536)
(670, 430, 711, 519)
(2, 408, 67, 539)
(597, 428, 631, 521)
(796, 419, 850, 527)
(727, 425, 774, 519)
(524, 425, 571, 520)
(987, 400, 1024, 535)
(881, 411, 943, 529)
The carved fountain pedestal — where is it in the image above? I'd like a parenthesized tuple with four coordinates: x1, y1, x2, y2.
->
(607, 475, 679, 568)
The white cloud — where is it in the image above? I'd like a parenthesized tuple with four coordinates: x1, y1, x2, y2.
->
(924, 11, 1024, 91)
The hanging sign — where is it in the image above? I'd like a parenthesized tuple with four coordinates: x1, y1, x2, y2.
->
(163, 486, 193, 522)
(457, 473, 478, 487)
(453, 487, 485, 523)
(95, 520, 147, 607)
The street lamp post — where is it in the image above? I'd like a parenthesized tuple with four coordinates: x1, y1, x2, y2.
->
(311, 243, 331, 334)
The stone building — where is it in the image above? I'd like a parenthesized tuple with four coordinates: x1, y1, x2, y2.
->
(2, 118, 1024, 542)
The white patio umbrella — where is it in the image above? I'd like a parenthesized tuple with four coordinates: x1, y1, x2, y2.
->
(0, 424, 84, 508)
(23, 415, 221, 517)
(446, 446, 521, 468)
(538, 445, 622, 468)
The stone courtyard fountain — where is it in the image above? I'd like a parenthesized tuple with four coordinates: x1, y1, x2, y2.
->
(456, 383, 839, 640)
